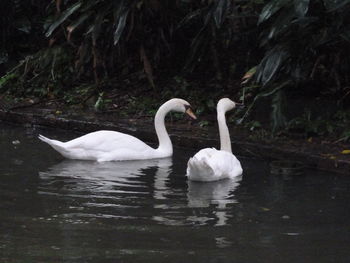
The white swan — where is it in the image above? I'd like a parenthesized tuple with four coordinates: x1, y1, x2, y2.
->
(186, 98, 243, 181)
(39, 98, 196, 162)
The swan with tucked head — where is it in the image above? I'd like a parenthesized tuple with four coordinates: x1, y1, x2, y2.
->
(39, 98, 196, 162)
(186, 98, 243, 181)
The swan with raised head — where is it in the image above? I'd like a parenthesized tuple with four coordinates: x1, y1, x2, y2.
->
(39, 98, 196, 162)
(186, 98, 243, 181)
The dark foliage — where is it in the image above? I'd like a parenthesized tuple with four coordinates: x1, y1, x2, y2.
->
(0, 0, 47, 74)
(1, 0, 260, 99)
(242, 0, 350, 135)
(1, 0, 350, 139)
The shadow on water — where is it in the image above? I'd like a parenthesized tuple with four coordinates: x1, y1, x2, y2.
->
(1, 122, 350, 263)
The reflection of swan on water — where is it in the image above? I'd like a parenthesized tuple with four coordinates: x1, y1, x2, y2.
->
(187, 176, 242, 208)
(39, 158, 173, 193)
(152, 158, 173, 200)
(187, 176, 242, 226)
(152, 175, 242, 226)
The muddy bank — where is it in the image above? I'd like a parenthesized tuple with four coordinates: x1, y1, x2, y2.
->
(0, 108, 349, 175)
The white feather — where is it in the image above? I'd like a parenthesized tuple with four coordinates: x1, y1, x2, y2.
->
(186, 98, 243, 182)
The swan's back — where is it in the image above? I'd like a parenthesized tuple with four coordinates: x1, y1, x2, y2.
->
(64, 130, 150, 151)
(186, 148, 242, 182)
(40, 130, 157, 161)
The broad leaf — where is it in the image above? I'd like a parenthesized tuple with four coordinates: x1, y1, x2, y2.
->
(258, 0, 289, 24)
(266, 6, 294, 40)
(242, 66, 257, 84)
(0, 51, 8, 64)
(214, 0, 230, 29)
(294, 0, 310, 17)
(114, 9, 129, 45)
(14, 17, 31, 33)
(46, 2, 82, 37)
(92, 8, 109, 44)
(323, 0, 350, 11)
(67, 13, 91, 34)
(340, 29, 350, 42)
(177, 9, 203, 29)
(258, 47, 288, 85)
(271, 90, 287, 132)
(112, 0, 130, 45)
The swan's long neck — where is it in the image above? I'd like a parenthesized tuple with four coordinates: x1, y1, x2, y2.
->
(217, 110, 232, 153)
(154, 102, 173, 155)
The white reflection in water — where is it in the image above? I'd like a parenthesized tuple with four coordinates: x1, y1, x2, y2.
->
(187, 176, 242, 208)
(152, 158, 173, 200)
(187, 176, 242, 226)
(38, 158, 242, 227)
(152, 174, 242, 226)
(38, 157, 173, 208)
(40, 158, 172, 179)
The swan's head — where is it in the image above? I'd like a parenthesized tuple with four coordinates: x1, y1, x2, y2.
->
(166, 98, 197, 120)
(217, 98, 243, 113)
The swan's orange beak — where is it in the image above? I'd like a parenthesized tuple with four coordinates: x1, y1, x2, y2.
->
(185, 108, 197, 120)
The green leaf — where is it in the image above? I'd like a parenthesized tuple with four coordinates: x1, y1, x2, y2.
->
(92, 12, 105, 43)
(112, 0, 130, 45)
(214, 0, 230, 29)
(242, 66, 257, 84)
(340, 29, 350, 42)
(199, 120, 209, 127)
(239, 81, 291, 124)
(258, 0, 289, 24)
(266, 6, 294, 40)
(46, 2, 82, 37)
(323, 0, 350, 11)
(114, 9, 129, 45)
(0, 51, 8, 64)
(294, 0, 310, 17)
(0, 73, 17, 88)
(67, 13, 91, 34)
(177, 9, 203, 29)
(271, 90, 287, 132)
(14, 17, 31, 33)
(257, 47, 288, 86)
(94, 92, 105, 111)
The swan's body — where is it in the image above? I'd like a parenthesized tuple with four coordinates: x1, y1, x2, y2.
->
(38, 131, 163, 161)
(186, 98, 243, 182)
(39, 98, 196, 162)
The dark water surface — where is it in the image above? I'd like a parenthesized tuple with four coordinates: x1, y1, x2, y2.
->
(1, 122, 350, 263)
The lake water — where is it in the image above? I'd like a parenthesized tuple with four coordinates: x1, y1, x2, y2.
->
(1, 122, 350, 263)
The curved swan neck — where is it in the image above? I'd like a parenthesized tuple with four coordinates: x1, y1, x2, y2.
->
(154, 101, 173, 154)
(217, 110, 232, 153)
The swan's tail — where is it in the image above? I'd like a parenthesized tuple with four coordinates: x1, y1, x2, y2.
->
(186, 157, 215, 181)
(38, 134, 67, 154)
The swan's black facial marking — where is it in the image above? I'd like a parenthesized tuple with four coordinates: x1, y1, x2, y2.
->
(235, 102, 245, 109)
(184, 104, 197, 120)
(184, 104, 191, 110)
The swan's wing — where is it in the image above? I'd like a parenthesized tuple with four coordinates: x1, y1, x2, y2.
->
(187, 148, 242, 181)
(40, 130, 157, 161)
(207, 151, 243, 178)
(186, 148, 217, 181)
(64, 130, 153, 153)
